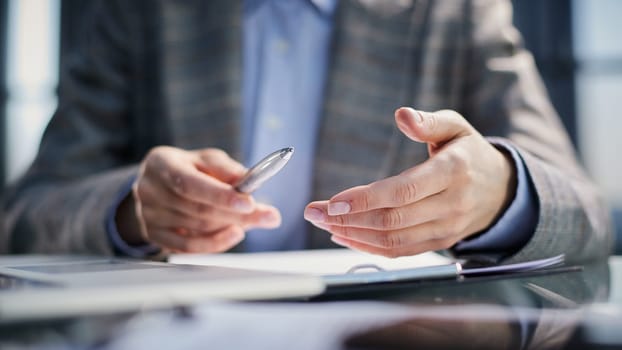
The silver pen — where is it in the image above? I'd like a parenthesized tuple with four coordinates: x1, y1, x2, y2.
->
(234, 147, 294, 193)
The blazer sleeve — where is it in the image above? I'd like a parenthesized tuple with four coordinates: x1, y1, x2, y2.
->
(462, 0, 614, 264)
(1, 0, 140, 254)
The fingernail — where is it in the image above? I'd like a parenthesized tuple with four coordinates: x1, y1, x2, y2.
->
(304, 207, 325, 222)
(328, 201, 351, 216)
(232, 198, 253, 213)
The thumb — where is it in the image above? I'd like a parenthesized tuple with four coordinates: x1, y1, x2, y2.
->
(394, 107, 473, 146)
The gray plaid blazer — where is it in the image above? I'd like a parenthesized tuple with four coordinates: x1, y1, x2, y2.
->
(2, 0, 613, 263)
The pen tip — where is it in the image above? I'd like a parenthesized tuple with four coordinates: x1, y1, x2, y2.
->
(281, 147, 294, 160)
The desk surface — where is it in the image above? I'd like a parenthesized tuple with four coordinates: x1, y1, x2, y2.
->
(2, 257, 621, 350)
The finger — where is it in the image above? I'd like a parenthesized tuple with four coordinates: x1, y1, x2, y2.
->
(394, 107, 473, 146)
(136, 175, 223, 219)
(142, 202, 281, 234)
(194, 148, 248, 184)
(326, 219, 453, 249)
(310, 193, 450, 230)
(147, 225, 245, 253)
(142, 206, 226, 234)
(330, 234, 455, 258)
(140, 186, 281, 229)
(144, 152, 255, 213)
(323, 157, 452, 215)
(304, 200, 329, 223)
(241, 203, 282, 230)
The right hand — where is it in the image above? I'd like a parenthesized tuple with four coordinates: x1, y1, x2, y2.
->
(116, 146, 281, 253)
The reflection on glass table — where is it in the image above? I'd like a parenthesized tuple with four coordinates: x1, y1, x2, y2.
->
(1, 259, 620, 350)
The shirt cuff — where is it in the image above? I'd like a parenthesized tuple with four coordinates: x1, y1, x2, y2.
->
(451, 138, 539, 264)
(105, 176, 160, 258)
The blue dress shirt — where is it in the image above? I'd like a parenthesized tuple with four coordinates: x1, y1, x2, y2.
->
(107, 0, 538, 261)
(242, 0, 337, 251)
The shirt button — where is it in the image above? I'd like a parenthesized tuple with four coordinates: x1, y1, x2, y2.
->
(274, 39, 289, 54)
(265, 115, 283, 130)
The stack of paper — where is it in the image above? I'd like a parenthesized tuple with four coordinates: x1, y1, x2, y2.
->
(169, 249, 453, 276)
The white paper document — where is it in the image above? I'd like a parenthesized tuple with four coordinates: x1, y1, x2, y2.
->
(169, 250, 565, 288)
(169, 249, 453, 276)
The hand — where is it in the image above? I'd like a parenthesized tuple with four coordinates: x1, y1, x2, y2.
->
(304, 107, 516, 258)
(116, 146, 281, 253)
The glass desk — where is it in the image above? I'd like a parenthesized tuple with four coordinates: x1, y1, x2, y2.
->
(1, 257, 621, 349)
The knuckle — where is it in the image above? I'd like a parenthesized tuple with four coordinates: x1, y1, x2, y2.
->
(334, 225, 351, 238)
(379, 232, 402, 249)
(360, 193, 371, 211)
(393, 181, 417, 205)
(329, 214, 348, 226)
(356, 185, 373, 211)
(381, 208, 403, 229)
(436, 153, 453, 175)
(462, 170, 475, 188)
(447, 149, 469, 176)
(168, 171, 187, 196)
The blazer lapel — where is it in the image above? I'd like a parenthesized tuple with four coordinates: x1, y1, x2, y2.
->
(160, 0, 244, 160)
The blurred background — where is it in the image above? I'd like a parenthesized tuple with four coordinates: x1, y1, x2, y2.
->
(0, 0, 620, 253)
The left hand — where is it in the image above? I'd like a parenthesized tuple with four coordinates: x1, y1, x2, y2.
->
(304, 107, 517, 258)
